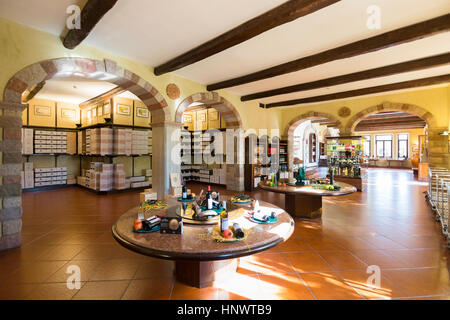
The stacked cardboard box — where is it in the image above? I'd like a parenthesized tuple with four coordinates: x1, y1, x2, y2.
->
(148, 130, 153, 153)
(129, 175, 150, 188)
(99, 163, 113, 191)
(131, 130, 148, 155)
(34, 167, 67, 187)
(34, 131, 67, 154)
(114, 163, 127, 190)
(22, 128, 34, 155)
(113, 129, 132, 155)
(66, 132, 77, 155)
(22, 162, 34, 189)
(67, 174, 76, 185)
(89, 128, 113, 155)
(77, 131, 86, 154)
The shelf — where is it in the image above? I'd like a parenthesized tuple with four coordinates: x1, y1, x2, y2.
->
(76, 184, 152, 195)
(23, 184, 75, 193)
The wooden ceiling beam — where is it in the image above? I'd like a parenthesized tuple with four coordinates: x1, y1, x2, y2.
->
(22, 81, 45, 103)
(241, 53, 450, 101)
(264, 74, 450, 108)
(79, 86, 125, 109)
(154, 0, 340, 75)
(63, 0, 118, 50)
(208, 14, 450, 91)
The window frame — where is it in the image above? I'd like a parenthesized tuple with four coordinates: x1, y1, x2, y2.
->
(362, 135, 371, 158)
(375, 134, 393, 159)
(397, 133, 409, 160)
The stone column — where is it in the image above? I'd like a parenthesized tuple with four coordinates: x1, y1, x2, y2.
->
(427, 127, 450, 168)
(151, 121, 181, 197)
(0, 102, 26, 251)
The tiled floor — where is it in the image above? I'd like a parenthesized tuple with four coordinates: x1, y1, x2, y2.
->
(0, 168, 449, 300)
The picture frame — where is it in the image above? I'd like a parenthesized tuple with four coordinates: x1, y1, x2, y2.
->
(34, 105, 51, 117)
(117, 104, 131, 116)
(61, 108, 76, 119)
(183, 114, 192, 123)
(136, 107, 149, 118)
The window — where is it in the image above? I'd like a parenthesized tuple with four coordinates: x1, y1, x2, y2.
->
(376, 134, 393, 158)
(398, 133, 409, 159)
(363, 135, 371, 157)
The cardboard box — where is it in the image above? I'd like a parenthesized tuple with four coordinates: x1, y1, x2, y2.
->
(139, 192, 157, 202)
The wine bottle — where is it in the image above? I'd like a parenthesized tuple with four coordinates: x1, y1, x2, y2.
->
(220, 204, 229, 233)
(207, 191, 213, 210)
(182, 184, 187, 199)
(233, 223, 244, 239)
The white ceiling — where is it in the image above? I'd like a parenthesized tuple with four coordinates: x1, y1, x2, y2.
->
(34, 78, 139, 105)
(1, 0, 449, 106)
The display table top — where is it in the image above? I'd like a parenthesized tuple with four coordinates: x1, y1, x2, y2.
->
(112, 197, 294, 261)
(258, 181, 356, 196)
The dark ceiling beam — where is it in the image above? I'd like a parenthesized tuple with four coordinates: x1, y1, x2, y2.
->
(63, 0, 118, 49)
(241, 53, 450, 101)
(207, 14, 450, 91)
(22, 81, 45, 103)
(265, 74, 450, 108)
(79, 86, 125, 109)
(355, 123, 426, 131)
(154, 0, 340, 75)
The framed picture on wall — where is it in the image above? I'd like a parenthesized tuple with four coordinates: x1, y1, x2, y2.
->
(117, 104, 131, 116)
(136, 107, 149, 118)
(183, 114, 192, 123)
(61, 108, 76, 119)
(103, 103, 111, 115)
(34, 105, 51, 117)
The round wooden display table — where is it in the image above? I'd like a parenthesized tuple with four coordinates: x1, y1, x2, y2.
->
(258, 182, 356, 219)
(112, 197, 294, 288)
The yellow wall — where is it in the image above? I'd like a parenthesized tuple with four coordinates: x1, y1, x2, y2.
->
(280, 85, 450, 135)
(0, 17, 282, 133)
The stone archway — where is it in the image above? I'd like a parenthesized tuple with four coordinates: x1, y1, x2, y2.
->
(284, 111, 343, 168)
(343, 101, 446, 169)
(175, 92, 242, 128)
(343, 101, 437, 134)
(175, 92, 244, 191)
(0, 57, 174, 251)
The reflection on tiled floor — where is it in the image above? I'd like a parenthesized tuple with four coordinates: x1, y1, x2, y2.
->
(0, 168, 449, 300)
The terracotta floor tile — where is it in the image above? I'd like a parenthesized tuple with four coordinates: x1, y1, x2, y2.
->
(302, 237, 345, 251)
(284, 252, 332, 273)
(121, 279, 173, 300)
(383, 249, 447, 268)
(37, 244, 86, 261)
(237, 253, 295, 275)
(3, 261, 67, 284)
(338, 271, 407, 299)
(359, 235, 407, 250)
(257, 274, 315, 300)
(45, 260, 104, 283)
(351, 249, 406, 269)
(382, 268, 450, 297)
(72, 280, 130, 300)
(26, 282, 84, 300)
(318, 251, 368, 271)
(276, 236, 312, 253)
(215, 274, 262, 300)
(300, 272, 363, 300)
(0, 283, 37, 300)
(332, 236, 377, 251)
(134, 258, 175, 279)
(60, 233, 103, 245)
(89, 259, 141, 281)
(170, 282, 219, 300)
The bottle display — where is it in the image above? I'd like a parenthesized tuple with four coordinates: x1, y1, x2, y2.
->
(326, 136, 367, 179)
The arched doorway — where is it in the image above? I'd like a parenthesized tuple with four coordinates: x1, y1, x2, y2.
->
(344, 102, 446, 170)
(284, 111, 343, 170)
(0, 57, 173, 250)
(175, 92, 244, 191)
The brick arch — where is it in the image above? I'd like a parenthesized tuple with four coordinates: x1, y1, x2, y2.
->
(175, 92, 242, 128)
(285, 111, 342, 168)
(3, 57, 170, 123)
(284, 111, 343, 138)
(344, 101, 437, 134)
